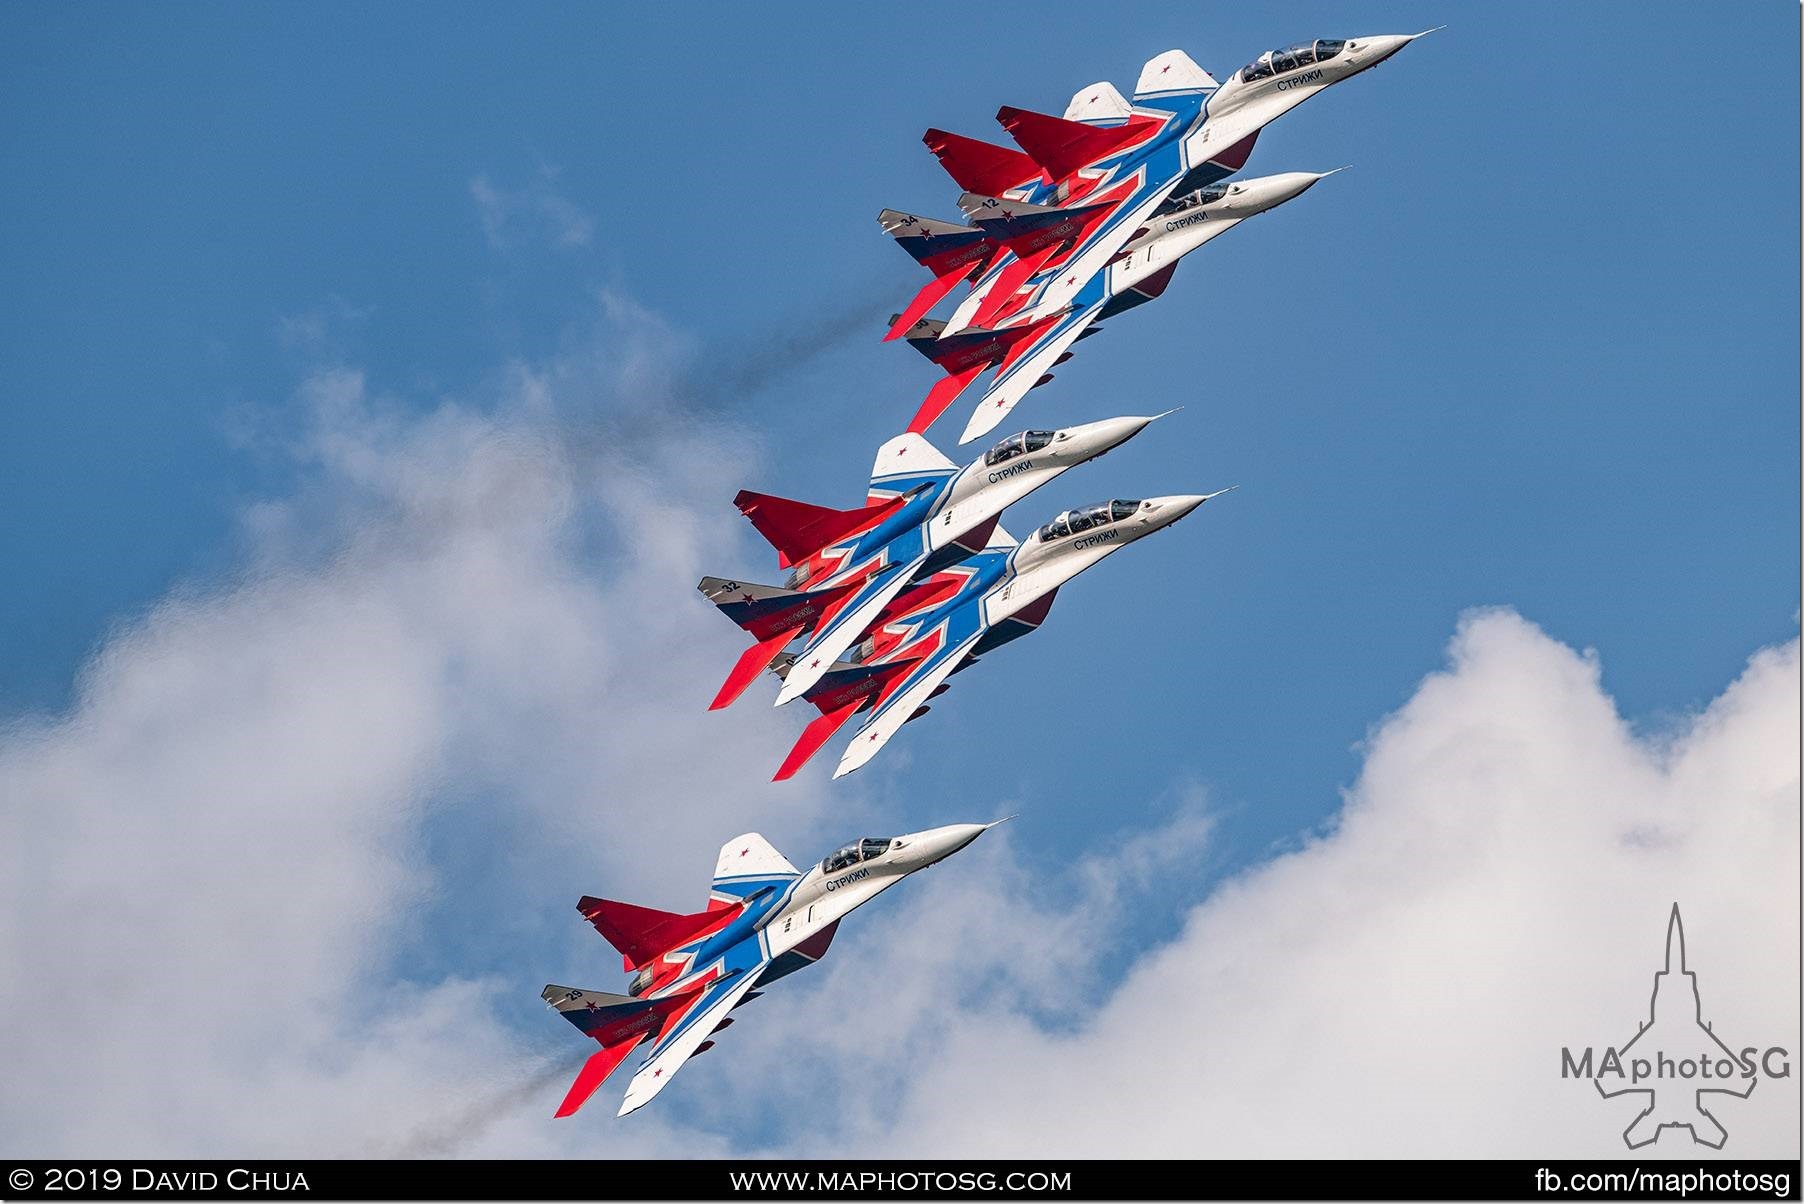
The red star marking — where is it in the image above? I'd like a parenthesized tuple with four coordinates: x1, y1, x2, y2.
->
(896, 445, 908, 456)
(1161, 64, 1171, 74)
(739, 847, 750, 857)
(1088, 93, 1098, 102)
(868, 732, 879, 741)
(740, 592, 754, 603)
(653, 1069, 663, 1078)
(1066, 275, 1077, 285)
(810, 658, 822, 669)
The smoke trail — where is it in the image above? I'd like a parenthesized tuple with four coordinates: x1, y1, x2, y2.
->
(683, 284, 903, 406)
(372, 274, 915, 1159)
(379, 1050, 588, 1158)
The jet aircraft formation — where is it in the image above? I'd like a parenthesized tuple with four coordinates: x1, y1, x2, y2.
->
(545, 31, 1433, 1118)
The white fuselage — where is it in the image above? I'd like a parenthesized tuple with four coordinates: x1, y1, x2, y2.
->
(758, 824, 991, 959)
(1011, 171, 1326, 329)
(1112, 171, 1323, 289)
(1186, 33, 1422, 163)
(984, 493, 1211, 626)
(926, 414, 1161, 551)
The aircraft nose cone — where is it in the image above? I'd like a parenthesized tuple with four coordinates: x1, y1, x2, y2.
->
(1352, 33, 1419, 65)
(905, 822, 996, 867)
(1272, 171, 1330, 201)
(1067, 413, 1164, 456)
(1144, 493, 1210, 526)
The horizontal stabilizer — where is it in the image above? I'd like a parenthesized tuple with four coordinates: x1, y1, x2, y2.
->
(1064, 81, 1132, 121)
(878, 208, 993, 271)
(577, 897, 739, 971)
(996, 106, 1162, 184)
(698, 576, 804, 634)
(734, 490, 906, 569)
(923, 128, 1044, 195)
(1135, 50, 1219, 98)
(957, 191, 1061, 223)
(895, 315, 947, 346)
(542, 981, 718, 1117)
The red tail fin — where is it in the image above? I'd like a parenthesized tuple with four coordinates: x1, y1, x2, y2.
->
(908, 363, 988, 434)
(554, 1039, 639, 1118)
(733, 491, 905, 569)
(996, 107, 1163, 183)
(923, 128, 1043, 195)
(885, 271, 968, 342)
(578, 898, 740, 970)
(774, 698, 865, 781)
(710, 629, 793, 711)
(970, 244, 1060, 329)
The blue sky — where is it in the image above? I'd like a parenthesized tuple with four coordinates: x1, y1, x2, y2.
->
(1, 3, 1798, 1153)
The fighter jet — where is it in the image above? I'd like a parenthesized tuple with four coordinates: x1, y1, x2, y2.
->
(924, 37, 1432, 338)
(882, 34, 1433, 416)
(893, 169, 1337, 441)
(699, 413, 1169, 709)
(773, 489, 1232, 780)
(542, 821, 1003, 1117)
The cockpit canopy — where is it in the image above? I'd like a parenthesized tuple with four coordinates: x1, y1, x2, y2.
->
(1239, 39, 1345, 83)
(1158, 182, 1232, 215)
(1038, 499, 1143, 542)
(821, 836, 895, 874)
(984, 429, 1056, 467)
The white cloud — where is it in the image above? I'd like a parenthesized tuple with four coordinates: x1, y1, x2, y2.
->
(0, 288, 1794, 1160)
(469, 168, 594, 252)
(695, 610, 1799, 1159)
(0, 302, 847, 1158)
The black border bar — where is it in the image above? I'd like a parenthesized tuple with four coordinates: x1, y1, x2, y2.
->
(2, 1159, 1800, 1201)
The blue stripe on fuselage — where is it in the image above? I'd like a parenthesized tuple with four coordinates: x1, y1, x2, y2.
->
(962, 96, 1209, 305)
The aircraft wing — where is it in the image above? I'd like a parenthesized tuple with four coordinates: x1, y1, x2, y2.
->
(956, 301, 1104, 444)
(832, 628, 982, 779)
(774, 551, 931, 705)
(616, 966, 764, 1117)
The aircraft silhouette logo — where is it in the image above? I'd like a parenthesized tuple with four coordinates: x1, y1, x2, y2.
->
(1590, 905, 1756, 1149)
